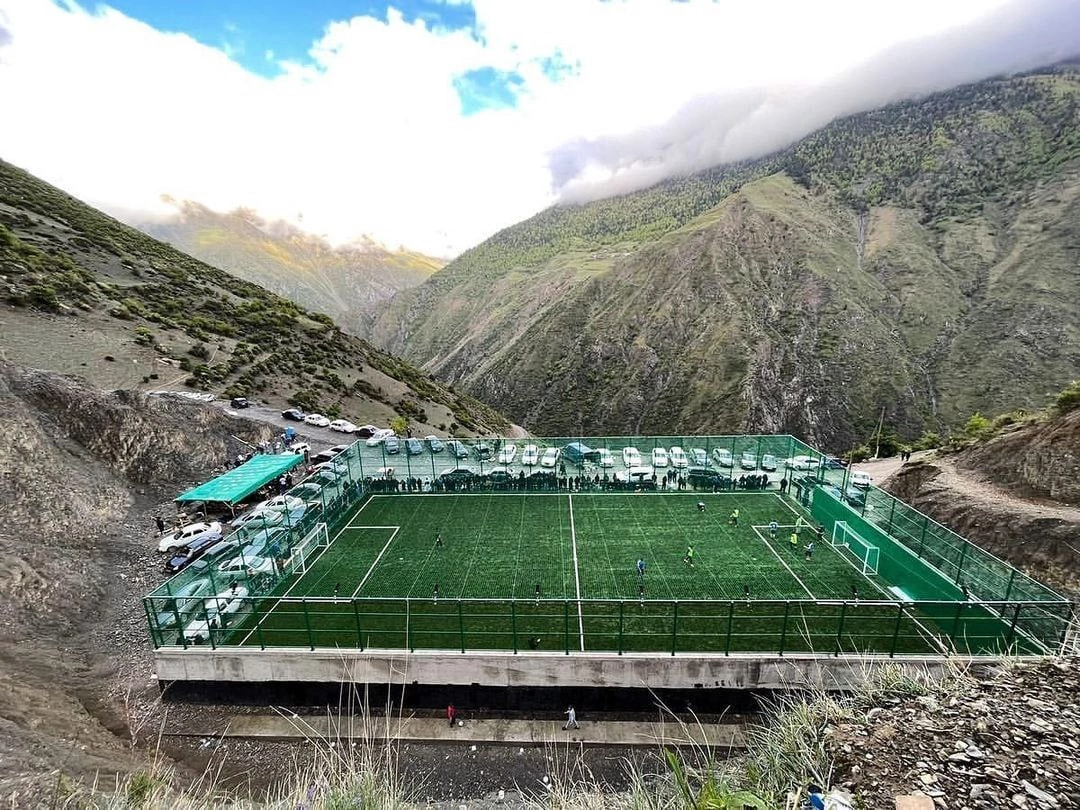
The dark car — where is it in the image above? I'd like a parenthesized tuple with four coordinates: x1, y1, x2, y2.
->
(472, 442, 494, 460)
(439, 468, 477, 487)
(282, 408, 306, 422)
(844, 486, 867, 508)
(404, 438, 424, 456)
(686, 467, 731, 490)
(164, 534, 222, 574)
(823, 456, 848, 470)
(230, 396, 251, 408)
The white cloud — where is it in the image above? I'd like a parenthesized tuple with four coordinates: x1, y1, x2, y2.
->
(0, 0, 1073, 257)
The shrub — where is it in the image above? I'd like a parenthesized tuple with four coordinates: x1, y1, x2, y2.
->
(1055, 380, 1080, 414)
(963, 411, 994, 440)
(911, 430, 942, 450)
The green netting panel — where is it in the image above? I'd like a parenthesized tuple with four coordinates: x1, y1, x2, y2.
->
(175, 453, 304, 506)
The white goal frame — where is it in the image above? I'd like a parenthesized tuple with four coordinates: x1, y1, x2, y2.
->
(292, 522, 330, 576)
(831, 521, 880, 575)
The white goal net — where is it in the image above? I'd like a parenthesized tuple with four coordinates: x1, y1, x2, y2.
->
(290, 522, 330, 576)
(831, 521, 880, 575)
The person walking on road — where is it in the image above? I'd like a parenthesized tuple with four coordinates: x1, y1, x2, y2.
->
(563, 706, 579, 730)
(447, 704, 457, 728)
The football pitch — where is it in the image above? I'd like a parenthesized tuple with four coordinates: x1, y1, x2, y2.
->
(222, 492, 1039, 656)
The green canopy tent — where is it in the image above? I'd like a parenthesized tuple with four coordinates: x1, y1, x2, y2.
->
(175, 453, 304, 513)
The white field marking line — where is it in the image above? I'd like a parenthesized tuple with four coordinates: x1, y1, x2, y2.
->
(568, 493, 585, 652)
(345, 525, 401, 530)
(353, 527, 401, 597)
(751, 525, 814, 599)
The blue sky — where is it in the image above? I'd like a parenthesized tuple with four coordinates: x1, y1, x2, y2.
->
(0, 0, 1075, 256)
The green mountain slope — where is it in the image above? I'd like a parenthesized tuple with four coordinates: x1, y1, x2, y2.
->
(366, 65, 1080, 449)
(137, 201, 441, 333)
(0, 159, 508, 436)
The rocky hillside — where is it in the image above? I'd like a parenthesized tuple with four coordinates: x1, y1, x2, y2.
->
(137, 201, 441, 333)
(0, 363, 281, 802)
(365, 64, 1080, 450)
(887, 408, 1080, 595)
(0, 158, 508, 436)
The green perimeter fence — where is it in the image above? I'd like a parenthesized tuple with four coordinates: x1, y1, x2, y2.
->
(144, 435, 1076, 656)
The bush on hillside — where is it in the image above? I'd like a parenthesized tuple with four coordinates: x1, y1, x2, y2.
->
(1055, 381, 1080, 414)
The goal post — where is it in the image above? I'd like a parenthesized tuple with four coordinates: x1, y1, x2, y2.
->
(291, 522, 330, 576)
(832, 521, 880, 575)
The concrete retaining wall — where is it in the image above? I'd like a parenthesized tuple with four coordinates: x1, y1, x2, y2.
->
(155, 648, 962, 690)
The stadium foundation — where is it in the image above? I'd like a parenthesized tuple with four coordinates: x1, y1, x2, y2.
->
(155, 647, 973, 692)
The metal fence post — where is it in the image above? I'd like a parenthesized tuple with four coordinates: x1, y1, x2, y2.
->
(834, 601, 848, 657)
(670, 601, 679, 656)
(142, 600, 159, 650)
(725, 601, 734, 656)
(917, 519, 928, 559)
(352, 598, 363, 650)
(889, 603, 904, 657)
(1005, 603, 1022, 651)
(779, 601, 790, 656)
(618, 601, 624, 655)
(949, 602, 964, 647)
(511, 600, 518, 654)
(1003, 570, 1017, 602)
(458, 600, 465, 653)
(254, 599, 267, 650)
(564, 600, 570, 655)
(302, 599, 314, 651)
(955, 541, 970, 583)
(886, 498, 897, 535)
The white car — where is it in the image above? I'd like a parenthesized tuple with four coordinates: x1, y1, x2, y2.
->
(622, 447, 642, 468)
(217, 554, 276, 577)
(669, 447, 689, 468)
(740, 452, 757, 470)
(785, 455, 815, 471)
(158, 521, 223, 554)
(366, 428, 396, 447)
(712, 448, 734, 468)
(540, 447, 560, 468)
(689, 448, 708, 467)
(595, 448, 615, 468)
(255, 494, 306, 513)
(182, 585, 249, 643)
(651, 447, 669, 468)
(761, 454, 778, 472)
(425, 435, 445, 453)
(850, 470, 874, 489)
(520, 444, 540, 466)
(329, 419, 357, 433)
(154, 578, 209, 628)
(446, 440, 469, 459)
(230, 507, 286, 531)
(303, 413, 331, 428)
(204, 584, 249, 616)
(497, 443, 517, 465)
(291, 442, 311, 455)
(615, 465, 655, 485)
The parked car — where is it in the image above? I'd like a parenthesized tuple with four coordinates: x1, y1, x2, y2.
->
(230, 507, 286, 531)
(669, 447, 689, 468)
(154, 578, 208, 628)
(230, 397, 251, 409)
(614, 466, 657, 490)
(760, 454, 778, 472)
(651, 447, 669, 468)
(520, 444, 540, 466)
(384, 435, 401, 455)
(182, 585, 250, 643)
(329, 419, 357, 433)
(562, 442, 592, 465)
(822, 456, 848, 469)
(739, 452, 757, 470)
(622, 447, 642, 468)
(785, 455, 816, 471)
(687, 467, 732, 490)
(164, 534, 223, 574)
(844, 486, 867, 507)
(425, 435, 445, 453)
(472, 442, 493, 460)
(158, 521, 223, 554)
(217, 553, 276, 577)
(203, 584, 250, 616)
(255, 494, 306, 513)
(850, 470, 873, 489)
(540, 447, 560, 468)
(405, 437, 424, 456)
(446, 440, 469, 459)
(711, 448, 734, 468)
(594, 448, 615, 468)
(281, 408, 306, 422)
(688, 448, 708, 467)
(439, 468, 477, 485)
(290, 442, 312, 456)
(484, 466, 513, 486)
(304, 413, 331, 427)
(366, 428, 395, 447)
(497, 443, 517, 465)
(352, 424, 379, 438)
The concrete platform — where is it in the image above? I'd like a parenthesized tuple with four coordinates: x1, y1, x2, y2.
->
(166, 714, 746, 748)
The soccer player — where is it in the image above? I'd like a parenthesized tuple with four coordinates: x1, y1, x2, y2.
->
(804, 541, 815, 561)
(789, 531, 799, 548)
(435, 534, 443, 548)
(769, 520, 778, 538)
(743, 584, 751, 602)
(728, 508, 740, 526)
(851, 584, 859, 603)
(433, 582, 439, 602)
(639, 583, 645, 604)
(637, 558, 647, 577)
(535, 583, 542, 604)
(795, 516, 807, 533)
(683, 545, 695, 566)
(697, 501, 706, 512)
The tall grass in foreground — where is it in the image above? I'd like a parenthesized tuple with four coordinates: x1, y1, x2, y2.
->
(30, 663, 962, 809)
